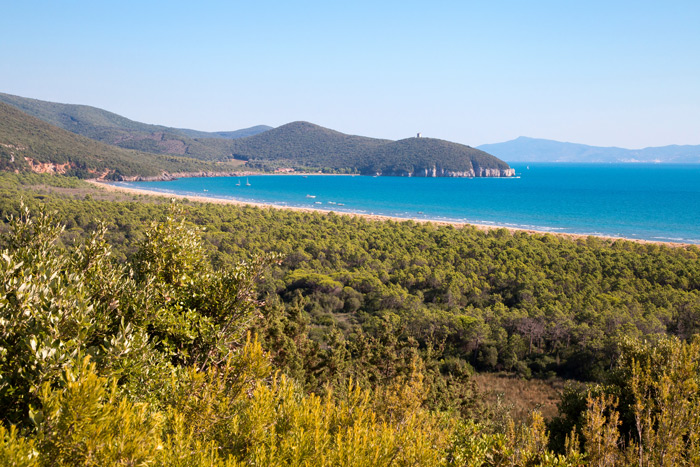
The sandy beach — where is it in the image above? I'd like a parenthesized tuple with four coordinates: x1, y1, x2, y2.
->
(87, 180, 693, 248)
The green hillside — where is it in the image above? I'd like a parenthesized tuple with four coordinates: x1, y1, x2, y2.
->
(228, 121, 389, 169)
(229, 121, 514, 176)
(0, 102, 218, 178)
(176, 124, 274, 139)
(360, 136, 512, 176)
(0, 92, 270, 160)
(1, 93, 513, 176)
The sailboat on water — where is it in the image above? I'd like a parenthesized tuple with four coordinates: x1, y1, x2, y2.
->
(246, 178, 251, 186)
(235, 179, 241, 186)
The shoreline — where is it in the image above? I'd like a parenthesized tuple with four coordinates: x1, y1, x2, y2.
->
(87, 180, 694, 248)
(110, 170, 359, 182)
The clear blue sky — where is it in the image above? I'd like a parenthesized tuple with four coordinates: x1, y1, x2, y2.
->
(2, 1, 699, 148)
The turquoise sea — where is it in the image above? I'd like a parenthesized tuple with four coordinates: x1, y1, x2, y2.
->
(113, 163, 700, 244)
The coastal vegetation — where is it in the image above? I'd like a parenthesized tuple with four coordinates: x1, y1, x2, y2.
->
(233, 121, 511, 176)
(0, 173, 699, 464)
(1, 93, 513, 177)
(0, 102, 221, 179)
(0, 92, 272, 159)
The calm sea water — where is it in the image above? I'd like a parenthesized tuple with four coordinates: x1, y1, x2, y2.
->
(114, 164, 700, 244)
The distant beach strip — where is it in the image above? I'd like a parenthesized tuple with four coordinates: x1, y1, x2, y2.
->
(88, 180, 692, 248)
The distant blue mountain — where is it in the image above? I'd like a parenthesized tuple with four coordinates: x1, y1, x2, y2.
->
(477, 136, 700, 163)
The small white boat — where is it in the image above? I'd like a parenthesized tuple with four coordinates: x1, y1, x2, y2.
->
(235, 179, 241, 186)
(314, 201, 322, 205)
(306, 194, 316, 198)
(246, 178, 251, 186)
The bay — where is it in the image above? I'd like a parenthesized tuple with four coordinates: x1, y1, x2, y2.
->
(113, 163, 700, 244)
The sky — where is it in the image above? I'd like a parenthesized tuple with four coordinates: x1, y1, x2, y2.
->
(2, 1, 699, 148)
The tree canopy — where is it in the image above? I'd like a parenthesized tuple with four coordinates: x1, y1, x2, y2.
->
(0, 173, 699, 465)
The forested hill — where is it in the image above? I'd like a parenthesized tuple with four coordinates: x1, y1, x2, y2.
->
(0, 102, 218, 178)
(365, 136, 512, 176)
(0, 92, 271, 160)
(230, 121, 515, 177)
(227, 121, 388, 169)
(175, 125, 273, 140)
(0, 92, 514, 177)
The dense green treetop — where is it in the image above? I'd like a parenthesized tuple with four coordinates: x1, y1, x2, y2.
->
(2, 174, 697, 386)
(0, 174, 698, 465)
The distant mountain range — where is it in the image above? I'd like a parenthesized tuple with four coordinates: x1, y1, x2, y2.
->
(478, 136, 700, 163)
(0, 92, 514, 178)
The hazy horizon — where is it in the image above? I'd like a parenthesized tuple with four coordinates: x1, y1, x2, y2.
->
(3, 1, 699, 149)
